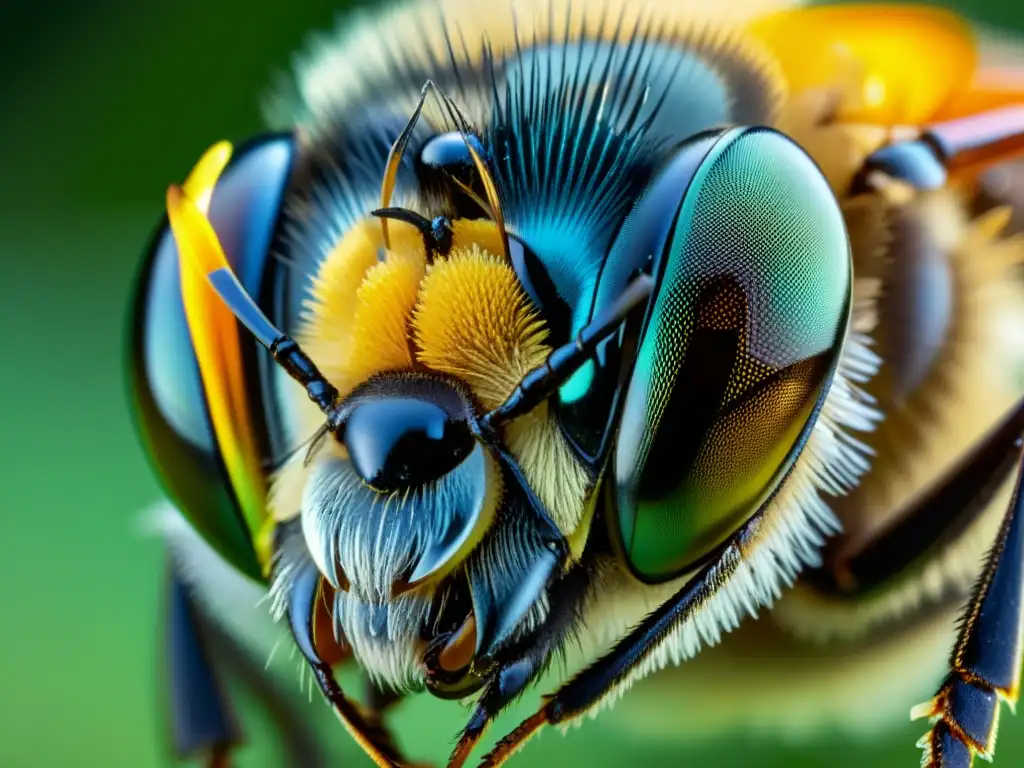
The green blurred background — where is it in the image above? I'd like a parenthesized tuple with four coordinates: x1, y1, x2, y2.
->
(4, 1, 1024, 766)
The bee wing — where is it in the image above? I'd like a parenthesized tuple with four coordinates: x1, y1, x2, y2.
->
(747, 4, 978, 125)
(947, 27, 1024, 231)
(171, 146, 271, 558)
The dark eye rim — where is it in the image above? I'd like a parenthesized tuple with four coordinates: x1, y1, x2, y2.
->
(506, 233, 572, 345)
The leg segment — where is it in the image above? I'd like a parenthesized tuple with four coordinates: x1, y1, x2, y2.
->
(463, 527, 755, 768)
(164, 556, 242, 768)
(444, 563, 593, 768)
(164, 552, 337, 768)
(285, 557, 424, 768)
(912, 432, 1024, 766)
(852, 104, 1024, 193)
(806, 394, 1024, 597)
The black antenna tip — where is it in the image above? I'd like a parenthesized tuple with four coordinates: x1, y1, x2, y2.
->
(370, 207, 434, 233)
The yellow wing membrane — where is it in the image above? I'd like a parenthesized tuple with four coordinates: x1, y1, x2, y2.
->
(168, 143, 270, 571)
(748, 4, 978, 125)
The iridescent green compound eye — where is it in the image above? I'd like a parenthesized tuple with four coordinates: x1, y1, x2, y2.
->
(612, 126, 852, 583)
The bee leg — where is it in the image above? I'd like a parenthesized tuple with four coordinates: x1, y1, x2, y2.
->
(911, 442, 1024, 767)
(165, 552, 341, 768)
(852, 104, 1024, 193)
(443, 564, 594, 768)
(469, 519, 766, 768)
(445, 654, 546, 768)
(285, 557, 425, 768)
(164, 555, 243, 768)
(807, 394, 1024, 597)
(475, 561, 741, 768)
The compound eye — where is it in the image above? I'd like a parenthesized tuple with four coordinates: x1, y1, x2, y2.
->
(340, 376, 475, 492)
(613, 127, 852, 582)
(417, 130, 497, 216)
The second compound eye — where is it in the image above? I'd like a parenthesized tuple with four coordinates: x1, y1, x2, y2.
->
(612, 127, 852, 582)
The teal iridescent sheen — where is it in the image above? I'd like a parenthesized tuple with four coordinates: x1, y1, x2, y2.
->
(614, 128, 852, 581)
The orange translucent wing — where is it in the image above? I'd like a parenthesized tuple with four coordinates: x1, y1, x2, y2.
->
(936, 74, 1024, 119)
(169, 144, 269, 562)
(748, 4, 978, 125)
(928, 32, 1024, 173)
(937, 31, 1024, 119)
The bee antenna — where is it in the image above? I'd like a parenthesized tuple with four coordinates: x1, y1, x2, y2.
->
(379, 81, 432, 248)
(371, 206, 453, 261)
(446, 175, 495, 219)
(371, 206, 434, 233)
(429, 83, 510, 261)
(303, 424, 332, 467)
(166, 184, 340, 417)
(381, 81, 509, 259)
(480, 274, 655, 432)
(263, 423, 331, 471)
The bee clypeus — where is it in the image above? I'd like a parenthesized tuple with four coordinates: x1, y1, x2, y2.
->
(127, 1, 1024, 765)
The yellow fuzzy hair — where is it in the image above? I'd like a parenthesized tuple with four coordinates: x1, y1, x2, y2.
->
(297, 218, 426, 394)
(413, 246, 548, 409)
(413, 247, 592, 532)
(451, 219, 506, 264)
(775, 84, 890, 194)
(346, 253, 424, 382)
(273, 224, 593, 535)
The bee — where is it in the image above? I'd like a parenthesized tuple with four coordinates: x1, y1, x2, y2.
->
(127, 1, 1024, 765)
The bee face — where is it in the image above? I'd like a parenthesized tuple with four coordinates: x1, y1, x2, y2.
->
(297, 373, 509, 693)
(247, 0, 856, 696)
(272, 195, 565, 692)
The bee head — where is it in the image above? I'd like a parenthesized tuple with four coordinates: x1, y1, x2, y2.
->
(165, 120, 580, 696)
